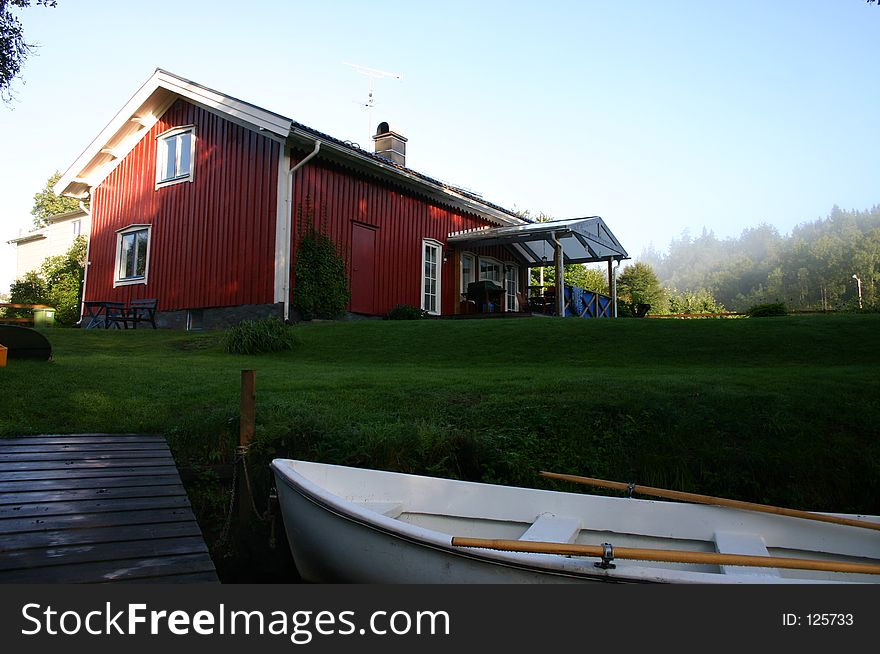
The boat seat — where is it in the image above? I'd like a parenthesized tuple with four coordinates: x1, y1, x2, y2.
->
(519, 514, 582, 544)
(355, 501, 404, 519)
(713, 531, 780, 577)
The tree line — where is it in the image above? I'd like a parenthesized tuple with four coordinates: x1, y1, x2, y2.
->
(641, 205, 880, 312)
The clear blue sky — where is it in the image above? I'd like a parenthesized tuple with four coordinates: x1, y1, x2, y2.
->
(2, 0, 878, 291)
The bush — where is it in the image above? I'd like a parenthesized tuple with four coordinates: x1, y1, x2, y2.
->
(667, 287, 725, 314)
(6, 237, 86, 326)
(292, 204, 350, 320)
(224, 317, 297, 354)
(386, 304, 427, 320)
(39, 236, 86, 325)
(7, 272, 48, 319)
(747, 302, 787, 318)
(617, 262, 668, 315)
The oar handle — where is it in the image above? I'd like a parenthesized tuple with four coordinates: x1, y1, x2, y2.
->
(540, 471, 880, 532)
(452, 537, 880, 576)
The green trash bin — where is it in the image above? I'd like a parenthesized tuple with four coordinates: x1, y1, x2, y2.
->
(33, 308, 56, 328)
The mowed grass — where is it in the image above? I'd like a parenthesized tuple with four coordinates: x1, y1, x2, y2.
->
(2, 314, 879, 519)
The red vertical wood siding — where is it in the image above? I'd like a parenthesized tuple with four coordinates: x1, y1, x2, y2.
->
(87, 96, 517, 317)
(289, 157, 519, 315)
(87, 99, 280, 311)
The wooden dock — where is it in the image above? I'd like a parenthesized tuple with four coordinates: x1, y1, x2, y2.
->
(0, 434, 218, 583)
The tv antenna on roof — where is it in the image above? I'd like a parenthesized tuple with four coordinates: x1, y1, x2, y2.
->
(344, 62, 403, 142)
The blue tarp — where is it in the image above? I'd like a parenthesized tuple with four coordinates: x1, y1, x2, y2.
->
(563, 285, 613, 318)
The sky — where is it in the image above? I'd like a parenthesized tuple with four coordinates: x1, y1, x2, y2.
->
(1, 0, 878, 292)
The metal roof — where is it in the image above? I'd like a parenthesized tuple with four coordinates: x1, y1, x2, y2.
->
(54, 70, 524, 226)
(447, 217, 629, 266)
(287, 121, 521, 222)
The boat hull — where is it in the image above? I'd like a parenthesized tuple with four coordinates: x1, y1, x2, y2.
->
(275, 471, 619, 584)
(271, 459, 880, 584)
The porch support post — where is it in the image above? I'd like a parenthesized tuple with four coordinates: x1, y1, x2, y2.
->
(607, 259, 613, 297)
(554, 233, 564, 317)
(612, 259, 619, 318)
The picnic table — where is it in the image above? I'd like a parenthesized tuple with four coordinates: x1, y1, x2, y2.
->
(83, 301, 127, 329)
(83, 299, 158, 329)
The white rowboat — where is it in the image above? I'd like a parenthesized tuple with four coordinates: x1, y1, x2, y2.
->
(270, 459, 880, 584)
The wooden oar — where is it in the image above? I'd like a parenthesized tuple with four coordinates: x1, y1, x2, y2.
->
(540, 471, 880, 532)
(451, 537, 880, 575)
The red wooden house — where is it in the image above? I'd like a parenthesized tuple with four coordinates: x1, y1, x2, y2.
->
(56, 70, 627, 328)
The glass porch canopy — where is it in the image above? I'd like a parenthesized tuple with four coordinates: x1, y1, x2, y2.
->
(446, 216, 629, 266)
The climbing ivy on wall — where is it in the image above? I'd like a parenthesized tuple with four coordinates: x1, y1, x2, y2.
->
(292, 199, 350, 320)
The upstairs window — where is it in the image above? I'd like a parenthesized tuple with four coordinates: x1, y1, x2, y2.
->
(115, 224, 152, 286)
(156, 126, 195, 187)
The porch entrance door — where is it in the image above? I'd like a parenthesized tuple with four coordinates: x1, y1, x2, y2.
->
(351, 223, 377, 314)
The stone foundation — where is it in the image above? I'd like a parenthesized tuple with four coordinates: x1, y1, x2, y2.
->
(157, 303, 284, 330)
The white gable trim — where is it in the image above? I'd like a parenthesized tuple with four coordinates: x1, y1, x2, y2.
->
(55, 69, 293, 198)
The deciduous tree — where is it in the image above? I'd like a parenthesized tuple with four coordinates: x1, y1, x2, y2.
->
(0, 0, 57, 103)
(617, 262, 667, 316)
(31, 170, 81, 228)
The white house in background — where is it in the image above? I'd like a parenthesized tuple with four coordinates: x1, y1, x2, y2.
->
(6, 209, 90, 282)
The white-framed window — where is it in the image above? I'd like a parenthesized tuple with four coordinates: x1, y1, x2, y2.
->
(114, 224, 152, 287)
(72, 220, 81, 236)
(505, 265, 519, 311)
(479, 257, 502, 283)
(422, 239, 442, 315)
(156, 125, 196, 187)
(461, 252, 475, 295)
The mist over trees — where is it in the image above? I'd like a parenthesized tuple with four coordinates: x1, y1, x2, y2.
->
(642, 205, 880, 311)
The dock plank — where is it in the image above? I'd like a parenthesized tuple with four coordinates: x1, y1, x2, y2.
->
(0, 443, 169, 454)
(0, 553, 217, 583)
(4, 434, 165, 446)
(0, 457, 176, 472)
(0, 484, 186, 506)
(0, 465, 180, 482)
(0, 450, 173, 463)
(0, 434, 218, 584)
(0, 507, 196, 535)
(0, 494, 193, 520)
(0, 536, 209, 571)
(0, 474, 184, 493)
(0, 521, 206, 552)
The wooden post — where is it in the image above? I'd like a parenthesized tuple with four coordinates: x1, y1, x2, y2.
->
(607, 259, 613, 297)
(239, 369, 256, 520)
(554, 234, 564, 317)
(240, 370, 256, 449)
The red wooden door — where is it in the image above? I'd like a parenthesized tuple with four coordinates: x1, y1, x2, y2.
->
(350, 223, 377, 314)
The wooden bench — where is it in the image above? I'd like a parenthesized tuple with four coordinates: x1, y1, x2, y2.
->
(714, 531, 780, 577)
(103, 298, 158, 329)
(0, 304, 54, 327)
(519, 514, 582, 544)
(123, 298, 158, 329)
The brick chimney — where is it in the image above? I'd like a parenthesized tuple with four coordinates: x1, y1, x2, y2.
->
(372, 121, 407, 166)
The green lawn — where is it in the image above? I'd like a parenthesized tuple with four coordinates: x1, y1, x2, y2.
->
(2, 315, 879, 527)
